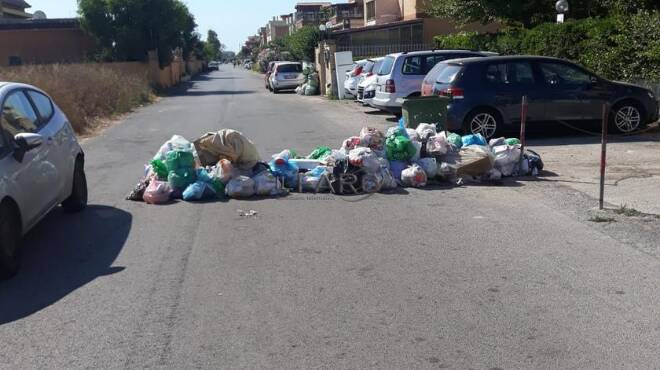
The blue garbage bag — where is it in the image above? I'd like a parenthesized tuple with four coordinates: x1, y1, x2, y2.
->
(462, 133, 487, 147)
(389, 160, 408, 181)
(182, 181, 216, 201)
(269, 158, 299, 188)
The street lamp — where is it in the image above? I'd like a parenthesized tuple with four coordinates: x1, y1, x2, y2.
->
(556, 0, 569, 23)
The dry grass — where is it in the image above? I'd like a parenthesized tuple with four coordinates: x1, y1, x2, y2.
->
(0, 63, 154, 135)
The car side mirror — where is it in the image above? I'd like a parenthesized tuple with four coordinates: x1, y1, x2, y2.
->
(13, 132, 43, 162)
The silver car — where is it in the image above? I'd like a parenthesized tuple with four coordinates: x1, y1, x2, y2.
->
(268, 62, 304, 93)
(0, 82, 87, 279)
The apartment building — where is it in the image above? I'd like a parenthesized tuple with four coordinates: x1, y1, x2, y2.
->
(266, 16, 290, 43)
(0, 0, 31, 20)
(322, 0, 364, 31)
(294, 2, 331, 30)
(364, 0, 428, 26)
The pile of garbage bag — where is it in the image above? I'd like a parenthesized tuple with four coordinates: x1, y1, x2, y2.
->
(295, 67, 320, 96)
(126, 123, 544, 204)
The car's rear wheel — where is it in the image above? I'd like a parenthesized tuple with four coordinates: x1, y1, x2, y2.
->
(62, 157, 88, 213)
(464, 109, 501, 139)
(611, 102, 645, 134)
(272, 87, 279, 94)
(0, 203, 21, 280)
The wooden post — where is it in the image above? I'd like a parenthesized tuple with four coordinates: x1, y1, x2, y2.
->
(599, 103, 609, 210)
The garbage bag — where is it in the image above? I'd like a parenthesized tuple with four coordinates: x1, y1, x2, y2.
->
(426, 134, 450, 156)
(165, 150, 195, 172)
(272, 149, 298, 161)
(416, 157, 438, 178)
(154, 135, 195, 161)
(210, 159, 235, 184)
(226, 176, 256, 198)
(389, 160, 408, 181)
(361, 172, 383, 193)
(462, 133, 487, 147)
(168, 168, 197, 190)
(126, 177, 150, 201)
(386, 134, 417, 161)
(493, 145, 521, 177)
(525, 149, 544, 174)
(304, 85, 317, 96)
(143, 180, 172, 204)
(150, 159, 168, 180)
(196, 168, 224, 194)
(416, 123, 437, 140)
(341, 136, 361, 153)
(445, 132, 463, 150)
(359, 127, 385, 151)
(379, 168, 398, 190)
(194, 129, 261, 170)
(183, 181, 218, 201)
(307, 146, 333, 160)
(401, 164, 428, 188)
(411, 141, 422, 161)
(505, 138, 521, 146)
(269, 158, 299, 188)
(489, 137, 506, 147)
(253, 171, 283, 196)
(446, 145, 495, 177)
(406, 129, 420, 142)
(302, 166, 331, 192)
(348, 147, 380, 173)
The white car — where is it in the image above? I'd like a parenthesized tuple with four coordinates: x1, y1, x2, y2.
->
(0, 82, 87, 279)
(356, 57, 384, 105)
(268, 62, 305, 93)
(343, 59, 368, 98)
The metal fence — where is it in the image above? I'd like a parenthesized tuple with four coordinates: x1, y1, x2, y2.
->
(336, 43, 435, 58)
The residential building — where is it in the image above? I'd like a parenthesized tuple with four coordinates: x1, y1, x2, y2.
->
(281, 13, 296, 35)
(294, 2, 331, 30)
(266, 16, 290, 44)
(0, 18, 96, 66)
(0, 0, 31, 19)
(323, 0, 364, 31)
(258, 26, 268, 47)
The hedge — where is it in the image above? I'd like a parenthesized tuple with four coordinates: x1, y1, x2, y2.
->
(434, 11, 660, 83)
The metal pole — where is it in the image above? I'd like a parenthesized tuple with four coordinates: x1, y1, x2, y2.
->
(519, 95, 528, 174)
(599, 103, 609, 210)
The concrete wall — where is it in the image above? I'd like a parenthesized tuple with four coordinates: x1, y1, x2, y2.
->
(0, 27, 96, 66)
(399, 0, 425, 20)
(366, 0, 402, 25)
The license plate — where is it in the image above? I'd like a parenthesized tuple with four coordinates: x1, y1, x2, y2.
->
(285, 74, 296, 79)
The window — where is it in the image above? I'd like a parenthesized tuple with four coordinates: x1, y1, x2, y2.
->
(27, 91, 54, 122)
(366, 1, 375, 20)
(1, 91, 40, 137)
(436, 65, 464, 84)
(485, 62, 535, 85)
(423, 55, 447, 74)
(539, 62, 592, 87)
(277, 64, 302, 73)
(378, 56, 395, 75)
(402, 56, 423, 75)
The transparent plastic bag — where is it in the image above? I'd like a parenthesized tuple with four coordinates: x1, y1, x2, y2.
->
(154, 135, 195, 161)
(379, 168, 399, 190)
(416, 123, 437, 140)
(426, 134, 450, 156)
(143, 181, 172, 204)
(226, 176, 256, 198)
(253, 171, 283, 196)
(348, 147, 380, 173)
(416, 157, 438, 178)
(401, 164, 428, 188)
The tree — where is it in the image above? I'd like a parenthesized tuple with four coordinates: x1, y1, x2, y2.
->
(205, 29, 224, 61)
(78, 0, 197, 66)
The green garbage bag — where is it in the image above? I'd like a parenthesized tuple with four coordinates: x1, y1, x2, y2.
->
(386, 134, 417, 161)
(150, 159, 168, 180)
(168, 168, 197, 190)
(505, 138, 521, 146)
(447, 133, 463, 149)
(165, 150, 195, 172)
(307, 146, 332, 160)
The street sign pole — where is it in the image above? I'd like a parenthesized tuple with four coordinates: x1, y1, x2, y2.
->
(599, 103, 609, 210)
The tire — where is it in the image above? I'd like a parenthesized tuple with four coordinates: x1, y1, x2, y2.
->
(463, 109, 502, 139)
(0, 203, 21, 280)
(610, 102, 645, 134)
(62, 157, 88, 213)
(272, 88, 279, 94)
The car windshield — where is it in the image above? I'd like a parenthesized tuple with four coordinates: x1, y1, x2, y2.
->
(278, 64, 302, 73)
(378, 56, 395, 76)
(363, 61, 376, 73)
(436, 65, 463, 84)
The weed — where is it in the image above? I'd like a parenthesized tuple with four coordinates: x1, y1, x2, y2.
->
(614, 205, 643, 217)
(589, 215, 616, 223)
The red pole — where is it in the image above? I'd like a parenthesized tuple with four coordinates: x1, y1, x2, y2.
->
(599, 103, 609, 210)
(519, 96, 528, 173)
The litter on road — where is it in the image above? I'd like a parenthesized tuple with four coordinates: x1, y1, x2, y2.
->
(126, 122, 544, 204)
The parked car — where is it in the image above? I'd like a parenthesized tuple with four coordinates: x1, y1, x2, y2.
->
(268, 62, 304, 93)
(208, 61, 220, 71)
(0, 82, 87, 279)
(265, 61, 286, 90)
(343, 59, 369, 98)
(371, 50, 493, 115)
(421, 55, 660, 138)
(357, 57, 385, 105)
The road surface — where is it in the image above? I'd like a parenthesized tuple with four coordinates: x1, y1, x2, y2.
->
(1, 66, 659, 370)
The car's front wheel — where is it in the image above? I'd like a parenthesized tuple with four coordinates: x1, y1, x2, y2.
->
(0, 203, 21, 280)
(611, 102, 645, 134)
(62, 157, 88, 213)
(464, 109, 501, 139)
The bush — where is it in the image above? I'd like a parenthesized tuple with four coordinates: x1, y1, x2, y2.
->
(434, 11, 660, 83)
(0, 63, 153, 135)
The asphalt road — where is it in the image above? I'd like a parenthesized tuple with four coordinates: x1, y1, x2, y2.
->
(1, 66, 659, 370)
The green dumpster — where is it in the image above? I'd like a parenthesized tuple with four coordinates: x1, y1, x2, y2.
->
(401, 95, 450, 130)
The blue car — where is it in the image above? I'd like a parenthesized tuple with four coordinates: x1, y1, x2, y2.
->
(421, 56, 659, 138)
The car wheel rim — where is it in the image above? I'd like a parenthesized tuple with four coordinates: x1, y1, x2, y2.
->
(614, 106, 641, 133)
(470, 113, 497, 138)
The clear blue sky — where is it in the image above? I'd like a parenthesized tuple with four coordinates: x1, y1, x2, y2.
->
(26, 0, 337, 52)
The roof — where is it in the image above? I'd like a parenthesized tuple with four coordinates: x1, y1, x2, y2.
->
(445, 55, 566, 65)
(387, 49, 480, 57)
(0, 18, 79, 30)
(1, 0, 31, 9)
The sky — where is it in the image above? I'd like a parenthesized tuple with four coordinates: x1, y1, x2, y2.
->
(25, 0, 329, 52)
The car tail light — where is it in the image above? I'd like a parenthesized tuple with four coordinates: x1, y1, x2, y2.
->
(438, 87, 464, 99)
(353, 66, 363, 77)
(385, 79, 396, 93)
(366, 72, 374, 77)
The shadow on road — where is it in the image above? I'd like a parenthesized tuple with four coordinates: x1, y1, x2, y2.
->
(174, 90, 256, 97)
(0, 205, 132, 325)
